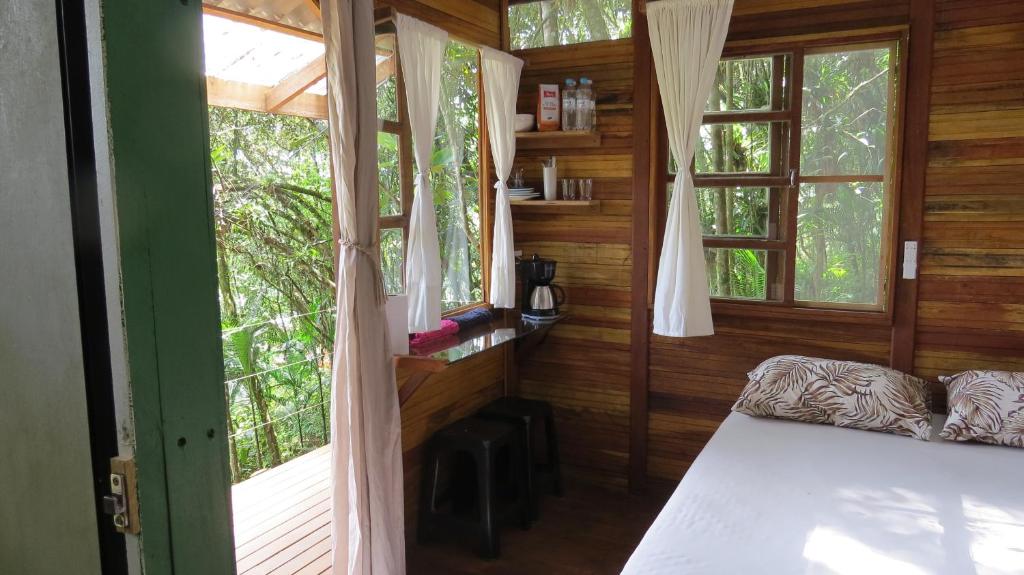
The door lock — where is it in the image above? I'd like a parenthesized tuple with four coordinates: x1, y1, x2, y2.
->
(103, 457, 139, 534)
(103, 473, 128, 529)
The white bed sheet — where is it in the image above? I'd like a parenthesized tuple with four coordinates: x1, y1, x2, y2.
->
(623, 413, 1024, 575)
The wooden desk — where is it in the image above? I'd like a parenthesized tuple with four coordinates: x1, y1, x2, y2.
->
(394, 314, 564, 406)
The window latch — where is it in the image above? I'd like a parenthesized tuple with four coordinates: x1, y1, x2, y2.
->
(789, 168, 797, 187)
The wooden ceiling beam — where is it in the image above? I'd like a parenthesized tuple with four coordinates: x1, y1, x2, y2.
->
(376, 56, 395, 85)
(207, 76, 327, 119)
(203, 5, 323, 42)
(265, 56, 327, 113)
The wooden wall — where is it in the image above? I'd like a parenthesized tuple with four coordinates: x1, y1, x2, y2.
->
(643, 0, 917, 488)
(511, 40, 637, 488)
(396, 0, 1024, 501)
(377, 0, 501, 47)
(646, 0, 1024, 487)
(914, 0, 1024, 379)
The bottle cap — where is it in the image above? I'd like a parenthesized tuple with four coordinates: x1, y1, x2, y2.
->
(580, 77, 592, 85)
(565, 78, 577, 86)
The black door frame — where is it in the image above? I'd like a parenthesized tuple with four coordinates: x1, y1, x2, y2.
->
(55, 0, 129, 572)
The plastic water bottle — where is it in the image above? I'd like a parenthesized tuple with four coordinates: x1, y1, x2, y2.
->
(577, 77, 594, 131)
(561, 78, 577, 131)
(581, 77, 598, 130)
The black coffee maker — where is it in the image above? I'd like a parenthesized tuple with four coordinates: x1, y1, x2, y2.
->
(520, 254, 566, 319)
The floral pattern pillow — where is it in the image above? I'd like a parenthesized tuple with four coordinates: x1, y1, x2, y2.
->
(732, 355, 933, 440)
(941, 370, 1024, 448)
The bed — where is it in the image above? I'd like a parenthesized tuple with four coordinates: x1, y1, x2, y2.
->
(623, 413, 1024, 575)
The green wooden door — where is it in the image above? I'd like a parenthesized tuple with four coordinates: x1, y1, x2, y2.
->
(99, 1, 235, 573)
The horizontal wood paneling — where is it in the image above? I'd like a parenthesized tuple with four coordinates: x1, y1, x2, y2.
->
(409, 0, 1022, 498)
(914, 3, 1024, 379)
(399, 348, 505, 525)
(647, 315, 891, 481)
(728, 0, 909, 41)
(512, 39, 635, 489)
(377, 0, 500, 48)
(645, 0, 912, 483)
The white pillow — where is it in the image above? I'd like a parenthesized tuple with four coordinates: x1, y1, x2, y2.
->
(941, 370, 1024, 448)
(733, 355, 932, 440)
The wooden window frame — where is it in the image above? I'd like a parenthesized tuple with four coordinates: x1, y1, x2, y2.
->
(653, 31, 908, 323)
(376, 21, 491, 312)
(376, 24, 414, 295)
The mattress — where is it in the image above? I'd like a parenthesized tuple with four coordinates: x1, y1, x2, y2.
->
(623, 413, 1024, 575)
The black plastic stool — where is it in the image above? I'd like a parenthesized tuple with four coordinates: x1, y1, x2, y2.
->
(475, 397, 563, 520)
(418, 417, 530, 559)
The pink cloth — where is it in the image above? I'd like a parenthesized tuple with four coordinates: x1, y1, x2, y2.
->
(409, 319, 459, 347)
(408, 335, 461, 356)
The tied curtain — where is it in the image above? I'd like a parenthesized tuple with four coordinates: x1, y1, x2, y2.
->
(480, 47, 524, 309)
(647, 0, 733, 337)
(322, 0, 404, 572)
(396, 14, 448, 332)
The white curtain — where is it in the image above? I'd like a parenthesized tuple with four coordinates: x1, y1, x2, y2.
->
(480, 47, 524, 309)
(648, 0, 733, 337)
(396, 14, 448, 332)
(439, 93, 473, 306)
(322, 0, 404, 572)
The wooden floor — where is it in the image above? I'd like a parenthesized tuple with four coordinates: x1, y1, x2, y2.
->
(232, 446, 666, 575)
(406, 481, 665, 574)
(232, 445, 333, 575)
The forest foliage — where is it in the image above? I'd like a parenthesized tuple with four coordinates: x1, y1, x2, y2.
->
(672, 47, 892, 305)
(209, 39, 484, 482)
(509, 0, 632, 49)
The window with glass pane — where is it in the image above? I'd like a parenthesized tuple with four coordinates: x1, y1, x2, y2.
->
(373, 32, 485, 307)
(696, 123, 773, 174)
(380, 228, 404, 295)
(696, 188, 770, 237)
(796, 44, 894, 307)
(375, 28, 410, 296)
(704, 248, 781, 300)
(801, 47, 891, 177)
(434, 40, 484, 310)
(796, 182, 884, 305)
(508, 0, 632, 50)
(705, 57, 775, 112)
(376, 34, 398, 122)
(377, 132, 401, 216)
(661, 41, 898, 311)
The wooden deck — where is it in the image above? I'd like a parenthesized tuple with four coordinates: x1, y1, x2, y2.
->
(232, 445, 333, 575)
(232, 444, 666, 574)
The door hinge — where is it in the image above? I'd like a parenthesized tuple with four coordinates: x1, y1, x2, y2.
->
(103, 456, 140, 534)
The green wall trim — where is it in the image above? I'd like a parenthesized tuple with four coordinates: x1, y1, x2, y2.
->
(101, 1, 235, 573)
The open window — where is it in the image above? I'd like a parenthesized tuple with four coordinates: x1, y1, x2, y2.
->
(376, 22, 485, 310)
(507, 0, 633, 50)
(660, 39, 901, 312)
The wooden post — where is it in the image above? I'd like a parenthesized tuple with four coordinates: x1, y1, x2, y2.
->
(629, 0, 653, 494)
(890, 0, 935, 372)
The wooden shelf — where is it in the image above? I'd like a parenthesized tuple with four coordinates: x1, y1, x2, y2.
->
(515, 130, 601, 150)
(509, 200, 601, 213)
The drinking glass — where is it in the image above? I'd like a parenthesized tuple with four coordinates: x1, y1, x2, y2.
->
(512, 168, 525, 189)
(561, 178, 576, 200)
(579, 178, 593, 201)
